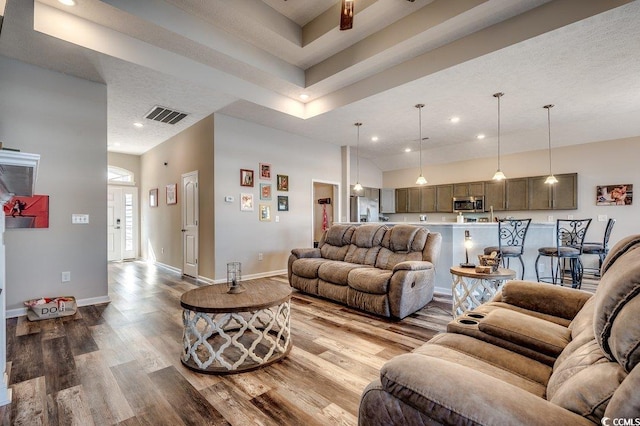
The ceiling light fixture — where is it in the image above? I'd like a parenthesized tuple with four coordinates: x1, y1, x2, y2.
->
(492, 92, 506, 181)
(415, 104, 427, 185)
(371, 136, 378, 142)
(353, 122, 363, 192)
(340, 0, 354, 31)
(405, 148, 411, 153)
(299, 94, 309, 101)
(58, 0, 76, 5)
(450, 117, 460, 123)
(477, 134, 486, 140)
(543, 104, 558, 185)
(133, 122, 143, 128)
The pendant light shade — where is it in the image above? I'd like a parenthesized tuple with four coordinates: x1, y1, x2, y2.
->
(353, 122, 363, 192)
(492, 92, 506, 181)
(415, 104, 427, 185)
(543, 104, 558, 185)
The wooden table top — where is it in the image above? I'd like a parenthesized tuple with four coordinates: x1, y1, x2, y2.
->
(180, 281, 292, 313)
(450, 266, 516, 280)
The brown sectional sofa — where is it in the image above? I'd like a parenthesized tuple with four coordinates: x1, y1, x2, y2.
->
(359, 234, 640, 424)
(287, 223, 442, 319)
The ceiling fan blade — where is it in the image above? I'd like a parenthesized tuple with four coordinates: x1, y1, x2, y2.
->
(340, 0, 354, 31)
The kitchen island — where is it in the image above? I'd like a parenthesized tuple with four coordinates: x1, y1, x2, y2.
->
(340, 222, 556, 295)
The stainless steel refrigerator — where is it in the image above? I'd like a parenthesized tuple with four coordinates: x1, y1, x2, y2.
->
(350, 196, 379, 223)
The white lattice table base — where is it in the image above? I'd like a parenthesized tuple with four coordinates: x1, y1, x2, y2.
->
(182, 301, 291, 374)
(450, 267, 516, 318)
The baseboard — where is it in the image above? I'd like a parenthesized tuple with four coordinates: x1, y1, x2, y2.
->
(6, 295, 112, 319)
(211, 269, 288, 285)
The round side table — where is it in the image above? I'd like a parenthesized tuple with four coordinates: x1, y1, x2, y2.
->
(180, 280, 292, 374)
(450, 266, 516, 318)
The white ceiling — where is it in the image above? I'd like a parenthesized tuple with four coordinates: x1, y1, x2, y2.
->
(1, 0, 639, 172)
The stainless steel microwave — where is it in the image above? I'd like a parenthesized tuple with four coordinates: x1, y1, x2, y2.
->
(453, 196, 485, 213)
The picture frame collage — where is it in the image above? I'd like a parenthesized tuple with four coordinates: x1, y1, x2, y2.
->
(239, 163, 288, 220)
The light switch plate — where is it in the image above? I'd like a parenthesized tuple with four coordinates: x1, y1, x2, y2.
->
(598, 214, 608, 222)
(72, 214, 89, 224)
(224, 196, 234, 203)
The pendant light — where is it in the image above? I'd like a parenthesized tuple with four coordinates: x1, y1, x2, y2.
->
(543, 104, 558, 185)
(353, 122, 363, 192)
(415, 104, 427, 185)
(492, 92, 506, 181)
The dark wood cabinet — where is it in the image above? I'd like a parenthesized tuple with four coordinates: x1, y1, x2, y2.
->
(408, 188, 421, 213)
(436, 185, 454, 212)
(395, 188, 408, 213)
(505, 178, 528, 211)
(420, 186, 436, 212)
(528, 173, 577, 210)
(453, 182, 484, 197)
(484, 180, 506, 211)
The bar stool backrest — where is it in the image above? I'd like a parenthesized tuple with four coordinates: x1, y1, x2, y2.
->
(498, 218, 531, 256)
(557, 219, 592, 253)
(603, 218, 616, 249)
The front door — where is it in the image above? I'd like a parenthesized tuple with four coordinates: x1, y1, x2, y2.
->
(108, 186, 139, 261)
(182, 171, 199, 278)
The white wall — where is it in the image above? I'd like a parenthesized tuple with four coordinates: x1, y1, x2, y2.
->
(383, 136, 640, 247)
(0, 56, 108, 312)
(214, 114, 343, 281)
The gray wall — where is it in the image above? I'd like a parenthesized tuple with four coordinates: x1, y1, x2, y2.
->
(214, 114, 342, 281)
(140, 115, 215, 279)
(0, 55, 108, 312)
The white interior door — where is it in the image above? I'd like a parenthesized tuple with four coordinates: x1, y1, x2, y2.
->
(182, 171, 199, 278)
(107, 187, 122, 262)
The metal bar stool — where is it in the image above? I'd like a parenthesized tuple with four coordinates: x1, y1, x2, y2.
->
(582, 218, 615, 277)
(535, 219, 592, 288)
(483, 218, 531, 280)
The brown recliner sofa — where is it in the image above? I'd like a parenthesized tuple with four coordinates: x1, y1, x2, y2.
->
(359, 234, 640, 424)
(288, 223, 442, 319)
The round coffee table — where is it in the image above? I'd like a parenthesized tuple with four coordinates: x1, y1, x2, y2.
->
(180, 280, 292, 374)
(450, 266, 516, 318)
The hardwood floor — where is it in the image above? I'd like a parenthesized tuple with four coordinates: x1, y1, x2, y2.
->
(0, 261, 453, 425)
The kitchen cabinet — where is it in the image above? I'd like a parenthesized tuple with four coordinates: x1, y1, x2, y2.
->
(484, 180, 506, 211)
(408, 187, 421, 213)
(436, 184, 454, 212)
(453, 182, 485, 197)
(505, 178, 528, 211)
(420, 186, 436, 212)
(380, 188, 396, 213)
(529, 173, 577, 210)
(395, 188, 408, 213)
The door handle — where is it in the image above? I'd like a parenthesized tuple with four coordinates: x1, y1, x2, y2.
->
(115, 226, 121, 229)
(181, 229, 186, 232)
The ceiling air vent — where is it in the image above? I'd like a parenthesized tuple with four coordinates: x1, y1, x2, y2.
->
(145, 106, 188, 125)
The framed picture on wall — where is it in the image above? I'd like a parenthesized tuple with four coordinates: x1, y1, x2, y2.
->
(260, 183, 272, 200)
(149, 188, 158, 207)
(259, 163, 272, 180)
(259, 204, 271, 221)
(278, 195, 289, 211)
(277, 174, 288, 191)
(596, 184, 633, 206)
(240, 193, 254, 211)
(240, 169, 254, 187)
(166, 183, 177, 205)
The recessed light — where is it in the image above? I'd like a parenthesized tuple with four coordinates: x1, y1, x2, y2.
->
(58, 0, 76, 6)
(476, 134, 485, 140)
(450, 117, 460, 123)
(299, 94, 309, 101)
(133, 122, 143, 128)
(371, 136, 379, 142)
(404, 148, 411, 153)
